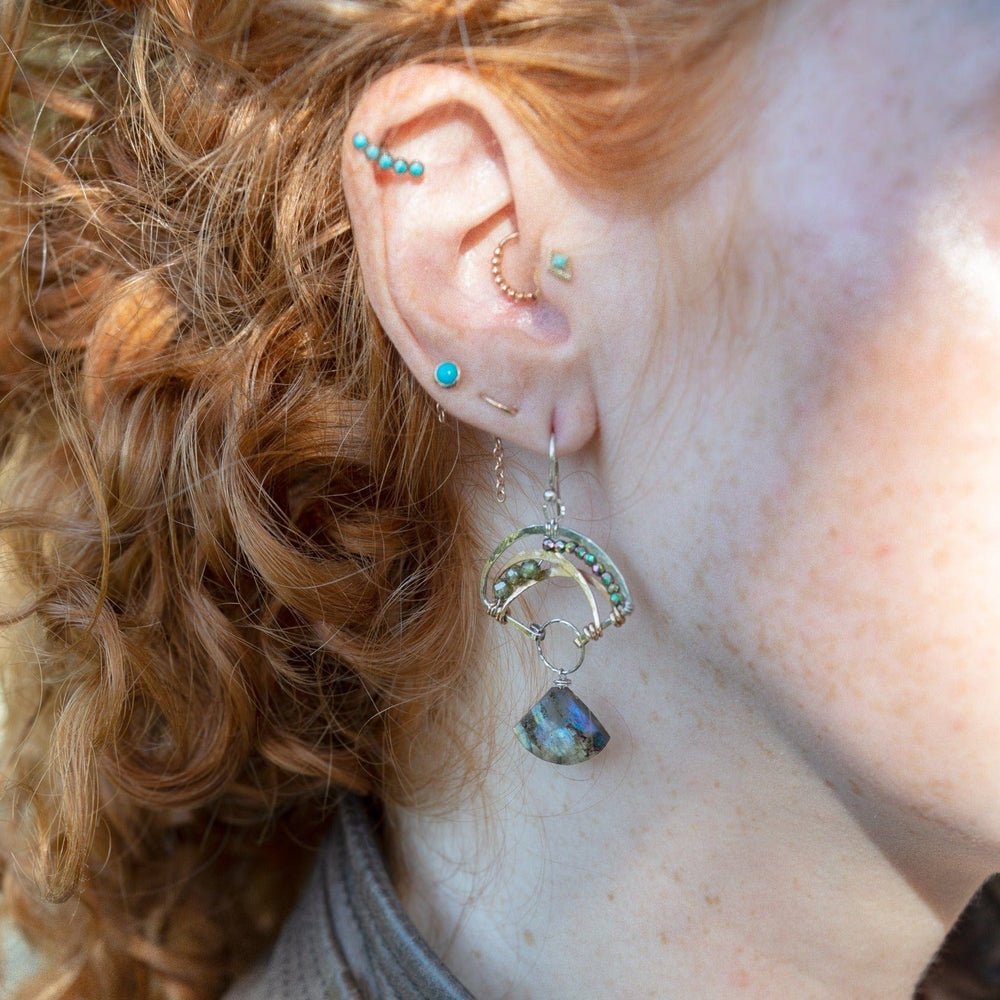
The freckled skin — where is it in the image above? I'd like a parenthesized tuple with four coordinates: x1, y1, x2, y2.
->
(388, 2, 1000, 997)
(724, 1, 1000, 862)
(597, 0, 1000, 988)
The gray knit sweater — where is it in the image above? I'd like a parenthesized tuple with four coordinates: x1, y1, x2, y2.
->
(224, 796, 474, 1000)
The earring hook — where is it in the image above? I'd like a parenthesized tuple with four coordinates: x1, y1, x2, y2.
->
(542, 433, 565, 534)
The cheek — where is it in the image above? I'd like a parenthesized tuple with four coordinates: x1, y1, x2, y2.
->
(733, 321, 1000, 830)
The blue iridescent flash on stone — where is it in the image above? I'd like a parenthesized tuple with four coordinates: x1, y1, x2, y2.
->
(514, 686, 609, 765)
(548, 251, 572, 282)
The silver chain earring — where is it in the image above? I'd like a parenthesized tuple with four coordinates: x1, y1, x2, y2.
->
(480, 435, 633, 764)
(493, 437, 506, 503)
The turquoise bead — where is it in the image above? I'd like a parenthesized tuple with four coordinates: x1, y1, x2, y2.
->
(365, 143, 380, 160)
(409, 161, 424, 177)
(551, 253, 569, 270)
(378, 151, 394, 169)
(393, 158, 408, 174)
(352, 132, 368, 149)
(610, 592, 623, 606)
(434, 361, 460, 388)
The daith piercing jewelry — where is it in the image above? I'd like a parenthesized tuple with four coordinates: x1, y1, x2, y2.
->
(434, 361, 460, 388)
(480, 434, 633, 764)
(491, 232, 538, 303)
(351, 132, 425, 178)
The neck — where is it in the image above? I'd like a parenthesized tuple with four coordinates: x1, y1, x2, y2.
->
(386, 438, 982, 999)
(389, 609, 958, 1000)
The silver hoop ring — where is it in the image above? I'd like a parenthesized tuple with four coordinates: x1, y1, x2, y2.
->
(531, 618, 587, 677)
(491, 232, 538, 303)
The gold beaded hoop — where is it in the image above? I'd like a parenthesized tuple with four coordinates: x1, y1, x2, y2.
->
(491, 232, 539, 303)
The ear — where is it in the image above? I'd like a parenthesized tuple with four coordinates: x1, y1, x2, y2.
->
(342, 65, 597, 454)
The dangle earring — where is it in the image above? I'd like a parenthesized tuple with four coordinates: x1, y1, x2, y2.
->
(433, 361, 461, 388)
(480, 435, 633, 765)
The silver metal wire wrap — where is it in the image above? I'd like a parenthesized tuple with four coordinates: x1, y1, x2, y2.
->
(493, 437, 506, 503)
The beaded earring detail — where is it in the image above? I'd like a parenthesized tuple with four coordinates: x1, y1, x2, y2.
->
(480, 435, 633, 765)
(433, 362, 460, 388)
(491, 232, 539, 303)
(351, 132, 425, 178)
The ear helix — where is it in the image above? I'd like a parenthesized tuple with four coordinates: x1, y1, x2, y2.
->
(351, 132, 425, 178)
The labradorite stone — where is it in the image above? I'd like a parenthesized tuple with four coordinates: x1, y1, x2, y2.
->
(514, 686, 610, 765)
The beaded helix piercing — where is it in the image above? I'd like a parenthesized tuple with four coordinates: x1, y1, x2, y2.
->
(351, 132, 425, 178)
(491, 232, 538, 303)
(480, 434, 633, 764)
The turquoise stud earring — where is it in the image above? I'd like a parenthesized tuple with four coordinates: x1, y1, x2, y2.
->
(351, 132, 424, 178)
(548, 251, 572, 282)
(433, 361, 460, 388)
(480, 434, 633, 765)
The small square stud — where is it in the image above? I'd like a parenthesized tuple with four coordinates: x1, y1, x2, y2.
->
(548, 251, 572, 282)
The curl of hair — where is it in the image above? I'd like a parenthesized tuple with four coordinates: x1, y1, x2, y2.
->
(0, 1, 765, 997)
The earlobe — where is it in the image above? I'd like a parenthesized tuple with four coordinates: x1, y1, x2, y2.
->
(342, 65, 598, 455)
